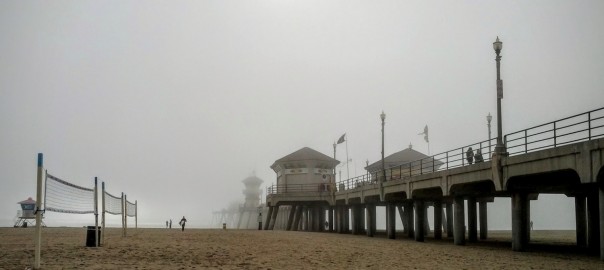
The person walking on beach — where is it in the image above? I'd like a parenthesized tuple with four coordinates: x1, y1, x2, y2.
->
(166, 220, 168, 228)
(169, 219, 172, 229)
(179, 216, 187, 231)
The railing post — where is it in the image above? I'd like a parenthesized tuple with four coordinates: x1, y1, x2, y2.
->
(588, 112, 592, 140)
(409, 162, 412, 177)
(553, 122, 557, 147)
(420, 159, 423, 174)
(446, 152, 449, 170)
(432, 156, 435, 172)
(524, 130, 528, 154)
(462, 148, 465, 166)
(479, 142, 482, 156)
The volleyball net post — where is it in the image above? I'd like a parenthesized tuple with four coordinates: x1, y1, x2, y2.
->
(124, 194, 128, 237)
(121, 192, 125, 237)
(94, 177, 99, 248)
(101, 182, 106, 246)
(34, 153, 43, 270)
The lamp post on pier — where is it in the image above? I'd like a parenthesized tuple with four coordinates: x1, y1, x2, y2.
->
(380, 111, 386, 182)
(493, 37, 506, 155)
(487, 113, 492, 157)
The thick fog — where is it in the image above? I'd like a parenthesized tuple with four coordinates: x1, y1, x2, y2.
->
(1, 1, 603, 229)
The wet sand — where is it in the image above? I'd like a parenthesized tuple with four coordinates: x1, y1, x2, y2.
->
(0, 227, 601, 269)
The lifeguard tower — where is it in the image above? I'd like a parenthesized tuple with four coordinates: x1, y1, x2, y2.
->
(264, 147, 339, 231)
(237, 174, 264, 229)
(14, 197, 44, 227)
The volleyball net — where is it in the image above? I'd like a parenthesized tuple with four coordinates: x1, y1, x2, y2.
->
(45, 173, 96, 214)
(103, 190, 123, 215)
(126, 199, 136, 217)
(102, 182, 138, 240)
(33, 153, 139, 269)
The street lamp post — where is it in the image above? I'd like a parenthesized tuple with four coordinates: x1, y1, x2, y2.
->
(380, 111, 386, 182)
(487, 113, 492, 157)
(493, 37, 506, 155)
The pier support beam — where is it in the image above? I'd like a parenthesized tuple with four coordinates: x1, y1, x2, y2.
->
(446, 202, 453, 238)
(304, 206, 311, 231)
(575, 196, 586, 247)
(386, 204, 396, 239)
(343, 206, 350, 233)
(286, 205, 296, 231)
(588, 193, 600, 251)
(292, 205, 302, 231)
(406, 202, 415, 238)
(479, 201, 488, 240)
(599, 188, 604, 260)
(264, 206, 274, 230)
(335, 206, 342, 233)
(454, 197, 465, 245)
(316, 206, 323, 232)
(397, 205, 407, 234)
(512, 192, 529, 251)
(269, 206, 280, 230)
(434, 201, 443, 240)
(468, 197, 477, 243)
(328, 207, 334, 232)
(424, 206, 430, 236)
(415, 200, 425, 242)
(351, 205, 362, 235)
(366, 204, 376, 237)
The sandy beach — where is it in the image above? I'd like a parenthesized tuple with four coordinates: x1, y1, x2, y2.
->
(0, 227, 602, 269)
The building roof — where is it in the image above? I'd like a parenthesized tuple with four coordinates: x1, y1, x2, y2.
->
(271, 147, 340, 170)
(17, 197, 36, 205)
(366, 147, 443, 172)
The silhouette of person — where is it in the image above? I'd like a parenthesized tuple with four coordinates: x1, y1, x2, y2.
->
(530, 220, 533, 231)
(474, 149, 484, 163)
(179, 216, 187, 231)
(466, 147, 474, 164)
(169, 219, 172, 229)
(166, 220, 168, 228)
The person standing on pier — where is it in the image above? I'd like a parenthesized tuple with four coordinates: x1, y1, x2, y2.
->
(466, 147, 474, 164)
(474, 149, 484, 163)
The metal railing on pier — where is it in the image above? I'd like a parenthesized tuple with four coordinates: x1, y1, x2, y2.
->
(334, 106, 604, 192)
(336, 138, 495, 191)
(265, 107, 604, 195)
(505, 107, 604, 156)
(266, 183, 334, 195)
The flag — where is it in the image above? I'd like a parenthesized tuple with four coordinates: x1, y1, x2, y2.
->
(337, 133, 346, 144)
(418, 125, 429, 143)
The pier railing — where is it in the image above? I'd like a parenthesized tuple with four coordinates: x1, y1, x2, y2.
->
(264, 107, 604, 195)
(335, 107, 604, 192)
(266, 183, 333, 195)
(505, 107, 604, 156)
(336, 138, 495, 191)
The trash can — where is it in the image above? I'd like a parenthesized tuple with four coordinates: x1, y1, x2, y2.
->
(86, 226, 101, 247)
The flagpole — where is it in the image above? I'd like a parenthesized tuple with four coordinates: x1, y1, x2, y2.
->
(345, 136, 350, 180)
(333, 142, 337, 183)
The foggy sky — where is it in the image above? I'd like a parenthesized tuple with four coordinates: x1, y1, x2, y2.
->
(1, 1, 603, 229)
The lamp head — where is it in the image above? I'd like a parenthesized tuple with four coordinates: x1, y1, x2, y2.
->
(493, 36, 502, 53)
(487, 112, 492, 122)
(380, 111, 386, 121)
